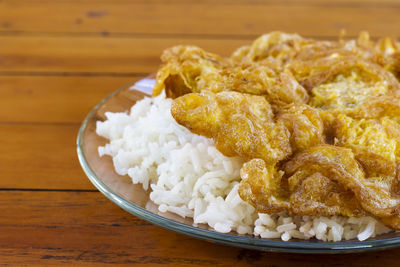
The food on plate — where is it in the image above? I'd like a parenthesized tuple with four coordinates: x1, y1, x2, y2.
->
(153, 45, 309, 109)
(171, 91, 291, 163)
(97, 31, 400, 242)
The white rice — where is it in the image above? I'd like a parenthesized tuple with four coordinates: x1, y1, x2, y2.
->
(96, 92, 392, 242)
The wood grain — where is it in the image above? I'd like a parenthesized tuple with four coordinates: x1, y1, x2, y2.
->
(0, 76, 142, 123)
(0, 36, 249, 74)
(1, 0, 400, 38)
(0, 124, 94, 190)
(2, 0, 400, 265)
(0, 191, 399, 266)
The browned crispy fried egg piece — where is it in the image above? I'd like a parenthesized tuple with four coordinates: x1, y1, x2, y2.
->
(238, 157, 364, 217)
(284, 145, 400, 229)
(153, 44, 309, 108)
(153, 45, 224, 98)
(347, 95, 400, 122)
(292, 32, 400, 81)
(332, 97, 400, 179)
(238, 159, 290, 213)
(294, 32, 385, 64)
(171, 91, 292, 163)
(231, 31, 314, 69)
(276, 104, 325, 152)
(289, 57, 400, 110)
(288, 172, 365, 217)
(333, 114, 400, 176)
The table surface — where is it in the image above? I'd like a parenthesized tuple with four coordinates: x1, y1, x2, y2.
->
(1, 0, 400, 265)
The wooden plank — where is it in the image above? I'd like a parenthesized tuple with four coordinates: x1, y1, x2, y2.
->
(0, 76, 142, 123)
(0, 36, 250, 73)
(0, 124, 94, 190)
(0, 191, 399, 266)
(1, 0, 400, 38)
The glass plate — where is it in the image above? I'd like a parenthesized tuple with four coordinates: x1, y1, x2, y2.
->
(77, 77, 400, 254)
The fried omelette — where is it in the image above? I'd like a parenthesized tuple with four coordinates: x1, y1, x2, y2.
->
(153, 31, 400, 230)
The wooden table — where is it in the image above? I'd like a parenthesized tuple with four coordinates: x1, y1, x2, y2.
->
(1, 0, 399, 265)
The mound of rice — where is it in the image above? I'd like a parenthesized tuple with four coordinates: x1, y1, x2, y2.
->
(96, 92, 391, 242)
